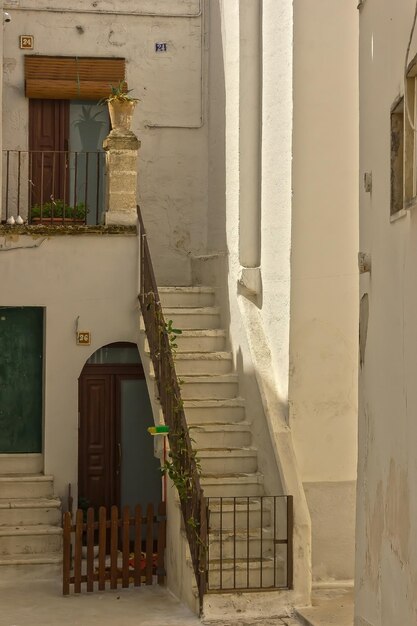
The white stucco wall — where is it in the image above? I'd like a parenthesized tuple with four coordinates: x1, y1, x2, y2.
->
(356, 1, 417, 624)
(291, 0, 359, 582)
(3, 0, 208, 284)
(204, 0, 358, 587)
(0, 233, 138, 501)
(199, 0, 311, 604)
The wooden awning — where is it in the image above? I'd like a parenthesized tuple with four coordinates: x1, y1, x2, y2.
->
(25, 56, 126, 100)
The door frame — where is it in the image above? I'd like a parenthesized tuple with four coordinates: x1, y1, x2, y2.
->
(78, 362, 145, 510)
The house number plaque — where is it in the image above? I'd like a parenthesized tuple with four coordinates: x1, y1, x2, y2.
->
(20, 35, 34, 50)
(76, 331, 91, 346)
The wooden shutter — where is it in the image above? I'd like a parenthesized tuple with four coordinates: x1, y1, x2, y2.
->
(25, 56, 126, 100)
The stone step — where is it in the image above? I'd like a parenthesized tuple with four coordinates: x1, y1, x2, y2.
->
(0, 475, 54, 499)
(163, 307, 221, 330)
(174, 329, 226, 352)
(173, 352, 233, 375)
(0, 454, 43, 475)
(179, 374, 239, 400)
(208, 528, 275, 560)
(198, 448, 258, 474)
(159, 286, 215, 308)
(0, 498, 61, 526)
(207, 555, 286, 589)
(201, 473, 264, 497)
(183, 398, 246, 423)
(0, 525, 62, 556)
(189, 423, 252, 448)
(0, 552, 62, 567)
(207, 498, 272, 529)
(144, 328, 227, 353)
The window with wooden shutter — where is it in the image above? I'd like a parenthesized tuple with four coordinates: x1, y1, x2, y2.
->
(25, 56, 126, 101)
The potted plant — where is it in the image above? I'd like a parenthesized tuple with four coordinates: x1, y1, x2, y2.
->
(99, 80, 139, 132)
(30, 200, 87, 224)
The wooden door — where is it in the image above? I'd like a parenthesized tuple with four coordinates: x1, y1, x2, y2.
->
(78, 370, 115, 511)
(78, 364, 145, 511)
(29, 99, 69, 207)
(0, 307, 43, 453)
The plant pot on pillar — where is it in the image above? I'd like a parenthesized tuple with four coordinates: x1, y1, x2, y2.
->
(100, 81, 140, 226)
(100, 81, 139, 134)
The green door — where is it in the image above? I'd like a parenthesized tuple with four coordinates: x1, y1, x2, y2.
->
(0, 307, 43, 453)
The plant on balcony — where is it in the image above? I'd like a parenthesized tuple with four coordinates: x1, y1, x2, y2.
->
(30, 199, 87, 223)
(99, 80, 139, 132)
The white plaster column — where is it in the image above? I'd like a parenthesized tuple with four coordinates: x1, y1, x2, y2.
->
(238, 0, 262, 294)
(103, 130, 140, 226)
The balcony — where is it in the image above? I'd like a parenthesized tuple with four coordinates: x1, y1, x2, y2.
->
(2, 150, 106, 226)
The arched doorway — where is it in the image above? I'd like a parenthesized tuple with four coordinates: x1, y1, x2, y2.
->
(78, 342, 161, 512)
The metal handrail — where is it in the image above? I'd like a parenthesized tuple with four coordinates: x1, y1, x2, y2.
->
(137, 206, 207, 609)
(2, 149, 105, 225)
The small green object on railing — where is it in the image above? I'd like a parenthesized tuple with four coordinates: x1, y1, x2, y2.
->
(148, 425, 170, 436)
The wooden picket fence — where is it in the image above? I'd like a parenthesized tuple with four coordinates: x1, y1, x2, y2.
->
(62, 502, 166, 595)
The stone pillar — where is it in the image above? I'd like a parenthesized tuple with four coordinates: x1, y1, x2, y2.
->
(103, 130, 140, 226)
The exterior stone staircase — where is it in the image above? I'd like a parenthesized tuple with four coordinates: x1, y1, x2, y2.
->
(0, 454, 62, 575)
(153, 287, 285, 591)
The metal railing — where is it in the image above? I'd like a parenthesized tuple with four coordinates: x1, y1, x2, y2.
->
(2, 150, 106, 225)
(206, 495, 293, 592)
(137, 206, 208, 609)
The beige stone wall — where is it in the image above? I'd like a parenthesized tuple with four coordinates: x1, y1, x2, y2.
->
(0, 232, 138, 501)
(291, 0, 359, 582)
(2, 0, 207, 284)
(356, 1, 417, 625)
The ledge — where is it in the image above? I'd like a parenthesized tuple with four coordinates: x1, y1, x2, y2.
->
(0, 224, 137, 236)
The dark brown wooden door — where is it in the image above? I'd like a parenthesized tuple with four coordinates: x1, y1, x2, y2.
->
(78, 364, 144, 511)
(29, 99, 69, 206)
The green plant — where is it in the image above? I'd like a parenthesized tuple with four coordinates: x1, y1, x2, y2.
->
(99, 80, 139, 105)
(31, 199, 87, 220)
(165, 319, 183, 353)
(160, 430, 201, 502)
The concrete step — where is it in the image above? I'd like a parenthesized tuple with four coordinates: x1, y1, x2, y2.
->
(0, 475, 54, 499)
(183, 398, 246, 423)
(159, 286, 215, 308)
(208, 528, 275, 559)
(0, 525, 62, 556)
(207, 555, 286, 589)
(198, 448, 258, 474)
(173, 352, 233, 375)
(179, 374, 239, 400)
(189, 423, 252, 448)
(145, 329, 227, 353)
(175, 329, 226, 352)
(0, 454, 43, 475)
(0, 552, 62, 567)
(207, 498, 272, 529)
(163, 307, 221, 330)
(0, 498, 61, 526)
(201, 473, 264, 497)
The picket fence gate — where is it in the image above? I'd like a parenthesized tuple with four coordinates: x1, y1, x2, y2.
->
(62, 502, 166, 595)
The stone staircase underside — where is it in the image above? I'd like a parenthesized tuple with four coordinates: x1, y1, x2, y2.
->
(155, 287, 286, 591)
(0, 454, 62, 575)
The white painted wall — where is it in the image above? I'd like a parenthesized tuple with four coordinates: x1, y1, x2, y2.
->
(291, 0, 359, 581)
(356, 1, 417, 624)
(199, 0, 311, 604)
(0, 233, 138, 501)
(203, 0, 359, 588)
(2, 0, 208, 284)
